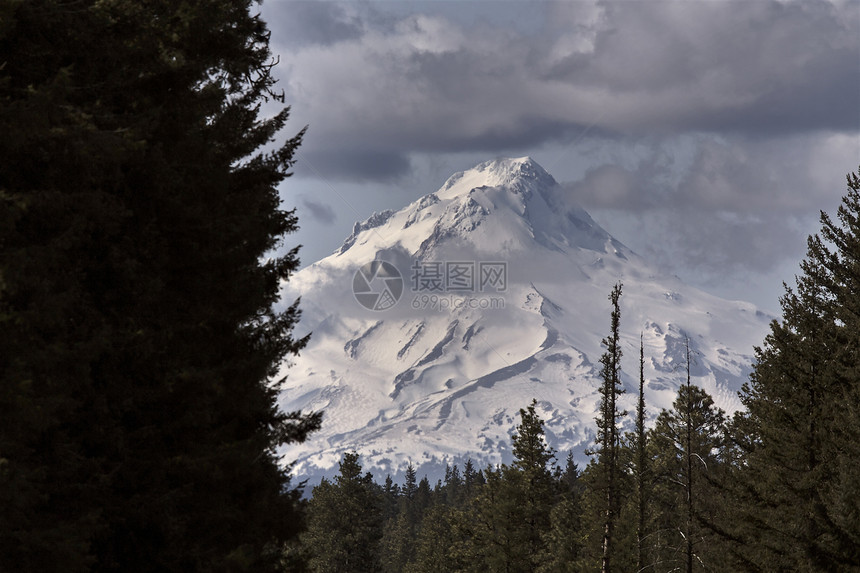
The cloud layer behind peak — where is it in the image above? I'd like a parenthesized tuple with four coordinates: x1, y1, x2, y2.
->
(265, 0, 859, 310)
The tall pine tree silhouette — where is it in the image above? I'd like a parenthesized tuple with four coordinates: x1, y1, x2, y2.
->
(649, 339, 726, 572)
(0, 1, 318, 570)
(585, 283, 626, 573)
(731, 167, 860, 570)
(633, 334, 651, 572)
(304, 452, 383, 573)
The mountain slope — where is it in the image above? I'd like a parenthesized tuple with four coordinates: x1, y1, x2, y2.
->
(277, 157, 771, 480)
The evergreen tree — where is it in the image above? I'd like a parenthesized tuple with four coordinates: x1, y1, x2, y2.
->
(507, 399, 557, 570)
(412, 503, 467, 573)
(633, 334, 651, 572)
(730, 167, 860, 571)
(382, 474, 401, 521)
(303, 452, 383, 573)
(456, 464, 506, 571)
(380, 513, 414, 573)
(414, 476, 434, 519)
(585, 283, 627, 573)
(463, 458, 483, 499)
(379, 464, 431, 572)
(403, 462, 419, 501)
(649, 344, 727, 573)
(560, 451, 582, 493)
(444, 463, 464, 506)
(540, 453, 585, 573)
(0, 1, 317, 571)
(458, 402, 557, 572)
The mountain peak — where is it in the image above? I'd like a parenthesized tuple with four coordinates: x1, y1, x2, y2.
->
(278, 156, 773, 483)
(475, 156, 551, 180)
(439, 156, 556, 199)
(330, 156, 620, 260)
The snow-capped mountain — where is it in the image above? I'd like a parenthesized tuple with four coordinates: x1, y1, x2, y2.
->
(276, 157, 771, 481)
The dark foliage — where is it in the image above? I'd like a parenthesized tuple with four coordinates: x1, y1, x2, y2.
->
(728, 167, 860, 572)
(0, 1, 318, 571)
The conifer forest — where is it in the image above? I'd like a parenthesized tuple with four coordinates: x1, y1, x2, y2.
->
(1, 1, 859, 572)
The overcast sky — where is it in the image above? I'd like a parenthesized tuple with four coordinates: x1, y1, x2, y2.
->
(261, 0, 860, 312)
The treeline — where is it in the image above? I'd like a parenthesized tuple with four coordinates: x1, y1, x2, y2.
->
(297, 354, 730, 571)
(298, 170, 860, 573)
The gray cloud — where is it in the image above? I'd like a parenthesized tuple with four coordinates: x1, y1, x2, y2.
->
(563, 133, 858, 278)
(295, 149, 413, 183)
(300, 197, 337, 225)
(567, 134, 854, 215)
(272, 0, 858, 182)
(265, 1, 363, 47)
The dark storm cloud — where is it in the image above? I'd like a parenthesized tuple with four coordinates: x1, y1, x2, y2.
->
(295, 149, 412, 183)
(300, 197, 337, 225)
(543, 0, 860, 135)
(547, 2, 848, 88)
(274, 0, 858, 180)
(265, 1, 363, 47)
